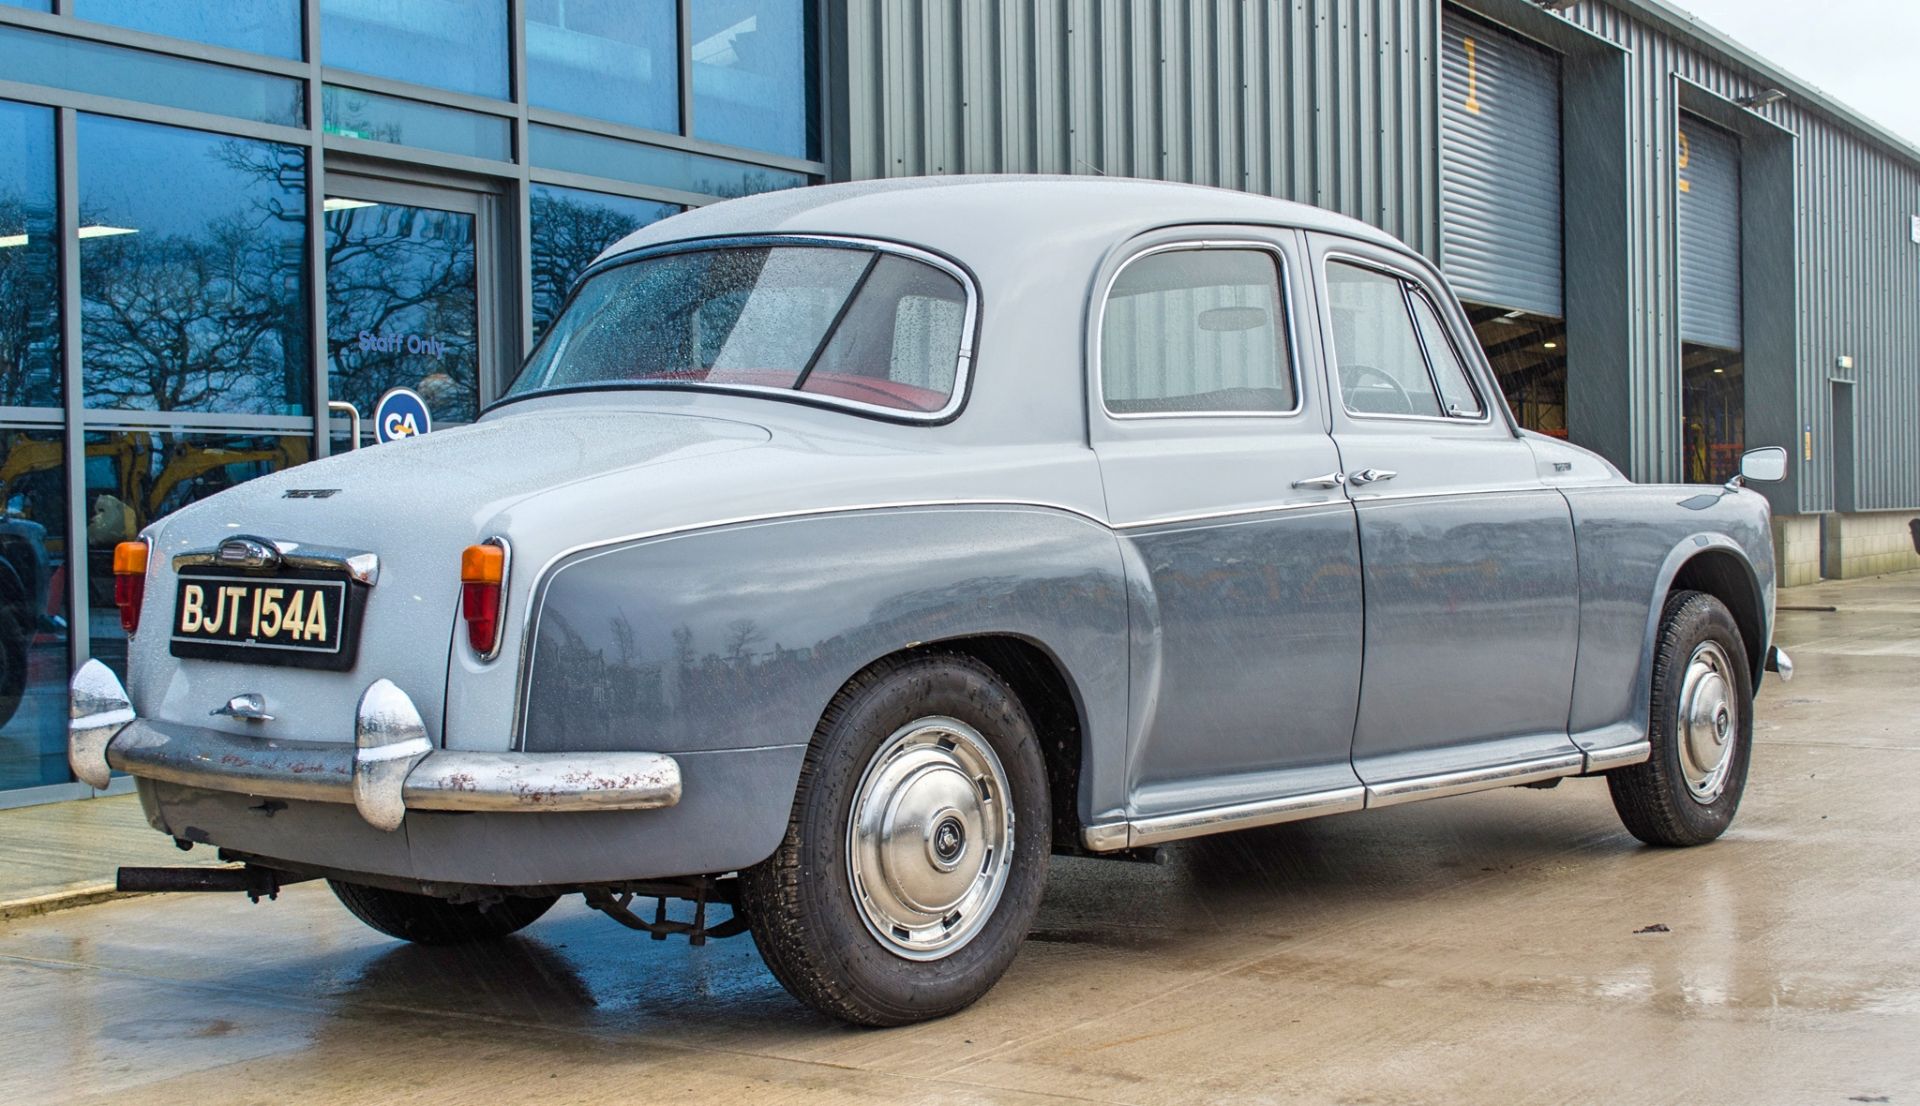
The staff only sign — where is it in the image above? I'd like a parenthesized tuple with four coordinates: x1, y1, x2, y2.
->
(373, 387, 432, 443)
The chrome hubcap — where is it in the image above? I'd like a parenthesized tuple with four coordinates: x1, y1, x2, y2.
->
(847, 716, 1014, 960)
(1677, 641, 1740, 804)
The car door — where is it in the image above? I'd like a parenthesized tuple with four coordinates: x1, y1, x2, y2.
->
(1090, 229, 1367, 836)
(1306, 234, 1583, 796)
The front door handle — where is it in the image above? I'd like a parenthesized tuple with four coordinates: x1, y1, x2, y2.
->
(1292, 471, 1346, 490)
(1348, 468, 1397, 486)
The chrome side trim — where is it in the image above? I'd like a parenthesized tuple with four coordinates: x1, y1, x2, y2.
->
(1125, 786, 1367, 848)
(1363, 753, 1586, 808)
(1080, 822, 1130, 852)
(174, 539, 379, 586)
(1582, 741, 1652, 773)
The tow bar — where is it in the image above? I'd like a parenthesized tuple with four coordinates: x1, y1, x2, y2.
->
(116, 865, 314, 903)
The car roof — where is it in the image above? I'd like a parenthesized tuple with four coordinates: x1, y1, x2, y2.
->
(599, 174, 1406, 267)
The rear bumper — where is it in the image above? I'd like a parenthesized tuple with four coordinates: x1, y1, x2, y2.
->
(68, 660, 680, 831)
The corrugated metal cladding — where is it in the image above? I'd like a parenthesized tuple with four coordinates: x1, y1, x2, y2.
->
(836, 0, 1920, 512)
(1438, 11, 1562, 318)
(1675, 116, 1741, 351)
(835, 0, 1441, 259)
(1566, 1, 1920, 509)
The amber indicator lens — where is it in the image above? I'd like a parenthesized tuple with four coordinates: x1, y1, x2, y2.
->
(460, 543, 506, 655)
(113, 540, 149, 634)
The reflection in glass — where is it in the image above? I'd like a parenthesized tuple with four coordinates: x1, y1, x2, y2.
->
(530, 125, 808, 199)
(322, 86, 512, 161)
(527, 0, 677, 134)
(692, 0, 817, 159)
(321, 0, 509, 99)
(0, 428, 69, 791)
(0, 101, 60, 409)
(325, 200, 479, 433)
(74, 0, 302, 59)
(0, 24, 305, 127)
(83, 431, 310, 682)
(78, 115, 310, 416)
(530, 185, 678, 338)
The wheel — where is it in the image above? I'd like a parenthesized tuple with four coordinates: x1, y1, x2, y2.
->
(738, 653, 1051, 1026)
(0, 604, 28, 731)
(328, 879, 557, 945)
(1607, 590, 1754, 847)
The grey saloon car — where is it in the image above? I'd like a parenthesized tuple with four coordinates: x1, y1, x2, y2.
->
(70, 176, 1791, 1026)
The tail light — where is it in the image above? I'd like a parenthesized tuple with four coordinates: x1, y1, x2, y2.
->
(460, 540, 508, 658)
(113, 540, 149, 634)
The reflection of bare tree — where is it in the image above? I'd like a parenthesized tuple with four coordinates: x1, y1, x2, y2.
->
(0, 192, 59, 408)
(529, 191, 679, 337)
(76, 140, 307, 415)
(325, 201, 478, 421)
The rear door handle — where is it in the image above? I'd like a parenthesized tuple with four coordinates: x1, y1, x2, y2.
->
(1347, 468, 1397, 485)
(1292, 471, 1346, 490)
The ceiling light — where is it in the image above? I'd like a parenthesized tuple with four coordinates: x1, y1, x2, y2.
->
(0, 233, 26, 249)
(323, 198, 379, 212)
(1736, 89, 1787, 109)
(1542, 341, 1558, 349)
(77, 224, 138, 239)
(1713, 367, 1725, 374)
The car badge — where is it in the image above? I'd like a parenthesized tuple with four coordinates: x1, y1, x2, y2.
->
(283, 488, 341, 499)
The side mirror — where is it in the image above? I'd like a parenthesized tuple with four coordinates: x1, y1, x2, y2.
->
(1737, 446, 1788, 484)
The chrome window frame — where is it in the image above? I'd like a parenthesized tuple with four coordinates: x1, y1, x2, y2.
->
(1320, 250, 1496, 427)
(1094, 239, 1306, 421)
(490, 233, 980, 425)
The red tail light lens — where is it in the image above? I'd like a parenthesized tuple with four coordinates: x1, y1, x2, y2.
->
(460, 542, 506, 657)
(113, 540, 149, 634)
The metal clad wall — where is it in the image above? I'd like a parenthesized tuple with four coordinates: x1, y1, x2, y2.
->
(1440, 13, 1563, 317)
(1675, 116, 1742, 350)
(1569, 0, 1920, 508)
(836, 0, 1441, 260)
(837, 0, 1920, 513)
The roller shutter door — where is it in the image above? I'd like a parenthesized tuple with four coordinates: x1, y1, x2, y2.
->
(1677, 117, 1742, 350)
(1440, 14, 1563, 319)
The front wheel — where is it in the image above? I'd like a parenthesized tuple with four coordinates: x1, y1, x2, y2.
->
(1607, 590, 1754, 846)
(739, 653, 1051, 1026)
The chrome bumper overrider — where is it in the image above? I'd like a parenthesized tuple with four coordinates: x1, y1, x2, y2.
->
(67, 660, 682, 831)
(1766, 645, 1794, 681)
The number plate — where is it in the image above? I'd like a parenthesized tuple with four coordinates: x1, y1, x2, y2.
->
(169, 570, 363, 670)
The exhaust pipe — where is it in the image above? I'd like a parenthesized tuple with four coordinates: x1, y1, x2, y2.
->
(116, 865, 311, 902)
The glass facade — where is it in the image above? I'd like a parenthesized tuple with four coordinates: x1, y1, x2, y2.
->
(321, 0, 510, 100)
(78, 115, 311, 416)
(0, 0, 822, 804)
(527, 0, 678, 134)
(73, 1, 303, 59)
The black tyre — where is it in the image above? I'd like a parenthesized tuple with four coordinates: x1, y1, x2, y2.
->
(1607, 590, 1754, 847)
(328, 879, 557, 945)
(739, 653, 1051, 1026)
(0, 604, 28, 731)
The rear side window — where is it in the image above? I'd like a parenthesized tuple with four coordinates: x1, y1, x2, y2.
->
(1101, 248, 1295, 415)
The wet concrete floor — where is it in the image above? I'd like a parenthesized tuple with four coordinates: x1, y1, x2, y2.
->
(3, 574, 1916, 1104)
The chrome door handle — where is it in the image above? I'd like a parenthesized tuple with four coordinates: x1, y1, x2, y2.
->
(1292, 471, 1346, 490)
(1348, 468, 1397, 485)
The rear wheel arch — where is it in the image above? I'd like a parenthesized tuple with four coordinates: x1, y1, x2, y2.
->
(846, 635, 1088, 851)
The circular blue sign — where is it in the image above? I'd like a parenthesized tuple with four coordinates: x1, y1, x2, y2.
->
(373, 387, 432, 444)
